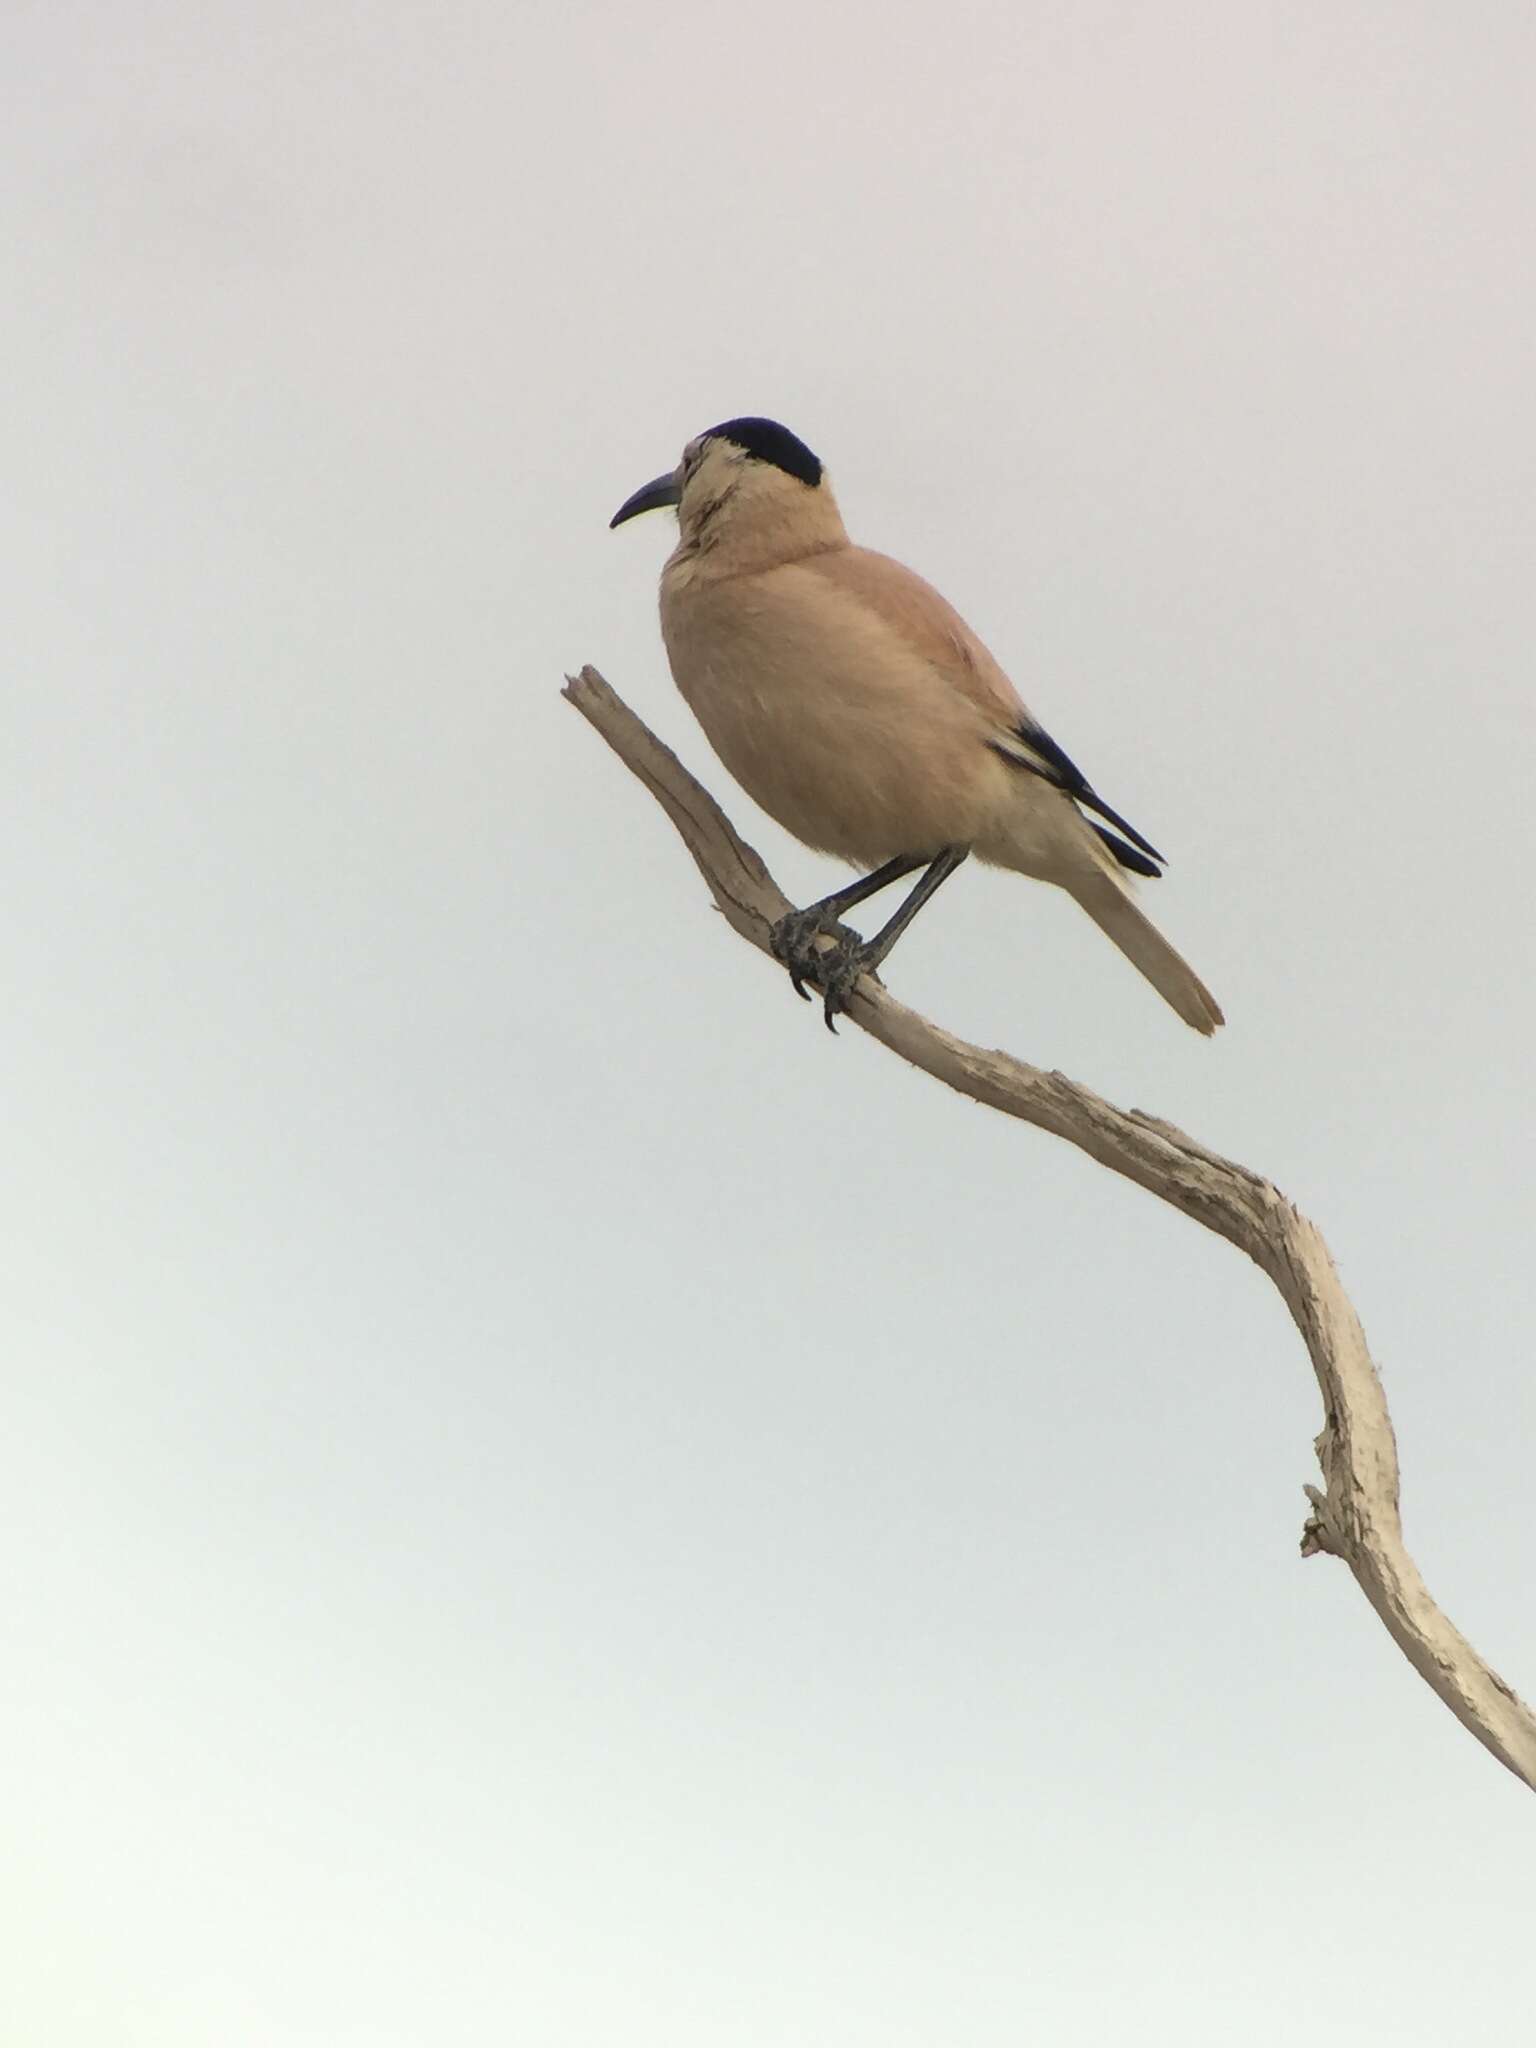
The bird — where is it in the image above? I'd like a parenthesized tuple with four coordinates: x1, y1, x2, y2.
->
(610, 416, 1223, 1036)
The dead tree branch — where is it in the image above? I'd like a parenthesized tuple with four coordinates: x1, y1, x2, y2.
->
(563, 663, 1536, 1792)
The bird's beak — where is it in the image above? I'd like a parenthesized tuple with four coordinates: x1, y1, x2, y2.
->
(609, 469, 682, 529)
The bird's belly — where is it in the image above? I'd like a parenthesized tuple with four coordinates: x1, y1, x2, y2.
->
(661, 597, 1008, 866)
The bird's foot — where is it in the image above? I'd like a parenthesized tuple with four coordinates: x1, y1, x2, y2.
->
(769, 909, 882, 1033)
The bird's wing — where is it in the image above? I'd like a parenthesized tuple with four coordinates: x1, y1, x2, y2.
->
(800, 548, 1165, 871)
(992, 721, 1164, 868)
(799, 547, 1029, 727)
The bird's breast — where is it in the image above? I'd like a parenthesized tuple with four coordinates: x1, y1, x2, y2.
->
(658, 564, 1015, 866)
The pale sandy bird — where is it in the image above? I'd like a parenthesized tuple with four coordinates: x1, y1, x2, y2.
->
(611, 416, 1223, 1035)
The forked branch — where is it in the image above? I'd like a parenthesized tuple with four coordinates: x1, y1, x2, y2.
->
(563, 663, 1536, 1791)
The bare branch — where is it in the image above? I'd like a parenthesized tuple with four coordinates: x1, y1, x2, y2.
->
(563, 663, 1536, 1792)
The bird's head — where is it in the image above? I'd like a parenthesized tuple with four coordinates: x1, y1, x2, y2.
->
(610, 416, 846, 571)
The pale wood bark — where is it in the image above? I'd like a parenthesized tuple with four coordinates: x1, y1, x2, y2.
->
(563, 663, 1536, 1792)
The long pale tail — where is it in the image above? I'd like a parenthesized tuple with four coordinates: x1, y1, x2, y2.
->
(1069, 872, 1224, 1034)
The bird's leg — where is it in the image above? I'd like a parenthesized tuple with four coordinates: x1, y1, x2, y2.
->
(770, 855, 927, 1005)
(805, 854, 933, 921)
(771, 848, 970, 1032)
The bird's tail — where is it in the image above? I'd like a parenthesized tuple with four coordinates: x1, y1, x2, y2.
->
(1068, 872, 1224, 1034)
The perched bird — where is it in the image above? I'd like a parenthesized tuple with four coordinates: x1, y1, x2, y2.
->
(611, 416, 1223, 1035)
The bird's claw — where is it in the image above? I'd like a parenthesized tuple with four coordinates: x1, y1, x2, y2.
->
(811, 943, 883, 1032)
(769, 910, 881, 1033)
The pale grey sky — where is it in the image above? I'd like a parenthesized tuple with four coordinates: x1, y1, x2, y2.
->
(3, 2, 1534, 2042)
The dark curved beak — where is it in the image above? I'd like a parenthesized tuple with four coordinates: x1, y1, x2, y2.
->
(609, 471, 682, 529)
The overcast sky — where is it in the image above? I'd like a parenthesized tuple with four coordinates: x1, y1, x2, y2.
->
(4, 3, 1534, 2042)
